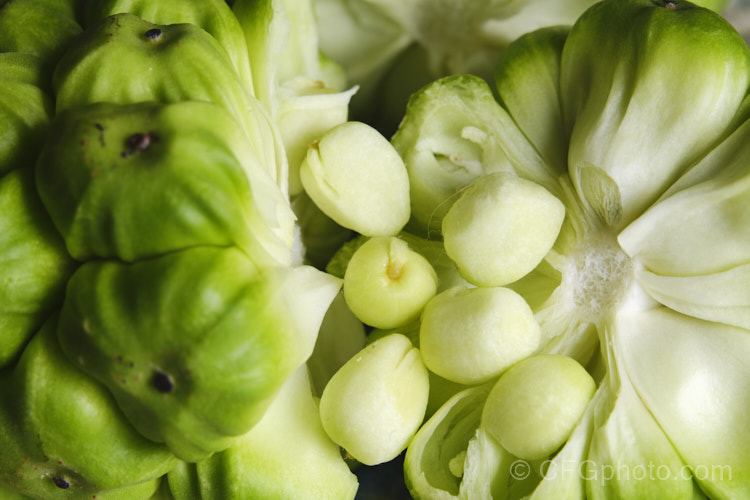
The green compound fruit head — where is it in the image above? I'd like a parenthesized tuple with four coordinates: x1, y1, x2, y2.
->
(0, 317, 176, 499)
(57, 246, 341, 461)
(36, 100, 295, 267)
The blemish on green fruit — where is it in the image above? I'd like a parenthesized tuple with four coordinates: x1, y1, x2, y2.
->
(52, 477, 70, 489)
(92, 123, 106, 147)
(152, 371, 174, 393)
(144, 28, 163, 42)
(651, 0, 688, 10)
(121, 132, 157, 158)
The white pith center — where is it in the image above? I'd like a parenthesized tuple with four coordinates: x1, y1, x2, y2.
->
(562, 233, 634, 324)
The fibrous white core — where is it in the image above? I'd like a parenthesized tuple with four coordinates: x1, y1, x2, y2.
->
(563, 233, 634, 324)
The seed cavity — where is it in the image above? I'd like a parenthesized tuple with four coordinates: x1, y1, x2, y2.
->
(144, 28, 163, 41)
(152, 371, 174, 393)
(53, 477, 70, 489)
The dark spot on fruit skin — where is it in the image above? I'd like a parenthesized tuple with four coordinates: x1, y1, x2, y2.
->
(144, 28, 163, 41)
(53, 477, 70, 489)
(653, 0, 683, 9)
(128, 133, 151, 151)
(94, 123, 105, 147)
(153, 371, 174, 393)
(121, 132, 159, 158)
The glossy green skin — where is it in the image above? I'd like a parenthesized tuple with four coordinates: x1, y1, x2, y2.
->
(57, 246, 314, 461)
(0, 0, 82, 75)
(0, 53, 53, 176)
(82, 0, 254, 91)
(0, 168, 74, 367)
(165, 369, 358, 500)
(35, 100, 287, 267)
(52, 13, 245, 114)
(0, 318, 176, 499)
(51, 12, 281, 184)
(0, 54, 74, 367)
(0, 2, 338, 497)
